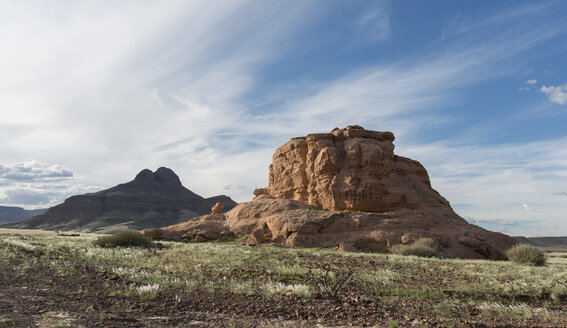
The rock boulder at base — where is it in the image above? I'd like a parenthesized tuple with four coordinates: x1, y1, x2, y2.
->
(141, 213, 232, 242)
(145, 126, 517, 260)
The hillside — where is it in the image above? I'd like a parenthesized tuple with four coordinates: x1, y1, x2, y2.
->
(0, 206, 47, 224)
(515, 236, 567, 250)
(2, 167, 236, 232)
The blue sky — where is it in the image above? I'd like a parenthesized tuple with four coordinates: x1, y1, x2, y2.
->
(0, 1, 566, 236)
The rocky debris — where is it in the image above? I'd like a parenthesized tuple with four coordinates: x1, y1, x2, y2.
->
(225, 194, 514, 259)
(141, 213, 232, 242)
(145, 126, 517, 260)
(4, 167, 237, 232)
(211, 202, 224, 214)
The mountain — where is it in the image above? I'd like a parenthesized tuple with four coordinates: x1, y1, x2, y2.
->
(0, 206, 47, 224)
(514, 236, 567, 250)
(2, 167, 237, 233)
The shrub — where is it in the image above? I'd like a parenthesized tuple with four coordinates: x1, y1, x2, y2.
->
(93, 230, 153, 248)
(505, 244, 546, 266)
(390, 238, 440, 258)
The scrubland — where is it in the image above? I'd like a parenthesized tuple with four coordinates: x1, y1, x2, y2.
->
(0, 228, 566, 327)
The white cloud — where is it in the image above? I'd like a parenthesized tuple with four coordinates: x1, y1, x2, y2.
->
(522, 203, 533, 211)
(466, 217, 519, 226)
(541, 83, 567, 105)
(400, 137, 567, 236)
(0, 159, 98, 209)
(525, 79, 537, 85)
(0, 159, 72, 181)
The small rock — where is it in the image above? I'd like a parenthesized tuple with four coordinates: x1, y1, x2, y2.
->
(211, 202, 224, 214)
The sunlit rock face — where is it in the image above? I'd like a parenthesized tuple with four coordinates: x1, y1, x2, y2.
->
(264, 125, 449, 212)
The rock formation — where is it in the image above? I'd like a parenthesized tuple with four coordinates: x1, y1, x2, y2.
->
(143, 126, 517, 260)
(211, 202, 224, 214)
(4, 167, 237, 233)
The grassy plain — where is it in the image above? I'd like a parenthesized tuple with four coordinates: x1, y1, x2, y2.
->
(0, 228, 566, 327)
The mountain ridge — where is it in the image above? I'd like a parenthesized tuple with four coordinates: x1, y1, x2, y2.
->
(2, 167, 236, 232)
(0, 206, 47, 224)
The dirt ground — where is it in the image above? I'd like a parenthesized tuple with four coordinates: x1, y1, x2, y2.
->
(1, 256, 564, 328)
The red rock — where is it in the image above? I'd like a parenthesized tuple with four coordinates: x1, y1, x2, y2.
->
(211, 202, 224, 214)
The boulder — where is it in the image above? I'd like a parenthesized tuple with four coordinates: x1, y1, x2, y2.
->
(211, 202, 224, 214)
(140, 213, 231, 242)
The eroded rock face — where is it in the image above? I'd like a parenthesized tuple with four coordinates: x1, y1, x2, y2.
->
(263, 125, 449, 212)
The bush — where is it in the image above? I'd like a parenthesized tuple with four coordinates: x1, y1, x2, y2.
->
(390, 238, 440, 258)
(505, 244, 546, 266)
(93, 230, 153, 248)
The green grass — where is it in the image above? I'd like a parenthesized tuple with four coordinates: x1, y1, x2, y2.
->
(389, 238, 440, 258)
(1, 229, 566, 324)
(506, 244, 546, 266)
(92, 229, 154, 248)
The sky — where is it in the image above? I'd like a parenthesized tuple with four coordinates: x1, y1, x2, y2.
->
(1, 0, 566, 236)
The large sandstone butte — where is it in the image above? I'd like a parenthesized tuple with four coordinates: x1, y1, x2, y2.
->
(143, 126, 517, 260)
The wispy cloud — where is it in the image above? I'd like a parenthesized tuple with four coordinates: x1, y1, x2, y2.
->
(357, 7, 390, 41)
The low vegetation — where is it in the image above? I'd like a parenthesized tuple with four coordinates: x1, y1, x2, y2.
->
(389, 237, 440, 258)
(506, 244, 546, 266)
(1, 229, 566, 327)
(92, 229, 154, 248)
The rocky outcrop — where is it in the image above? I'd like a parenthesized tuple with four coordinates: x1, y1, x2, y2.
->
(4, 167, 237, 232)
(144, 126, 517, 260)
(141, 213, 232, 242)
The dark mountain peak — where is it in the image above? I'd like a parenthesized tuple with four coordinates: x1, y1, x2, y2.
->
(155, 167, 182, 186)
(133, 167, 182, 188)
